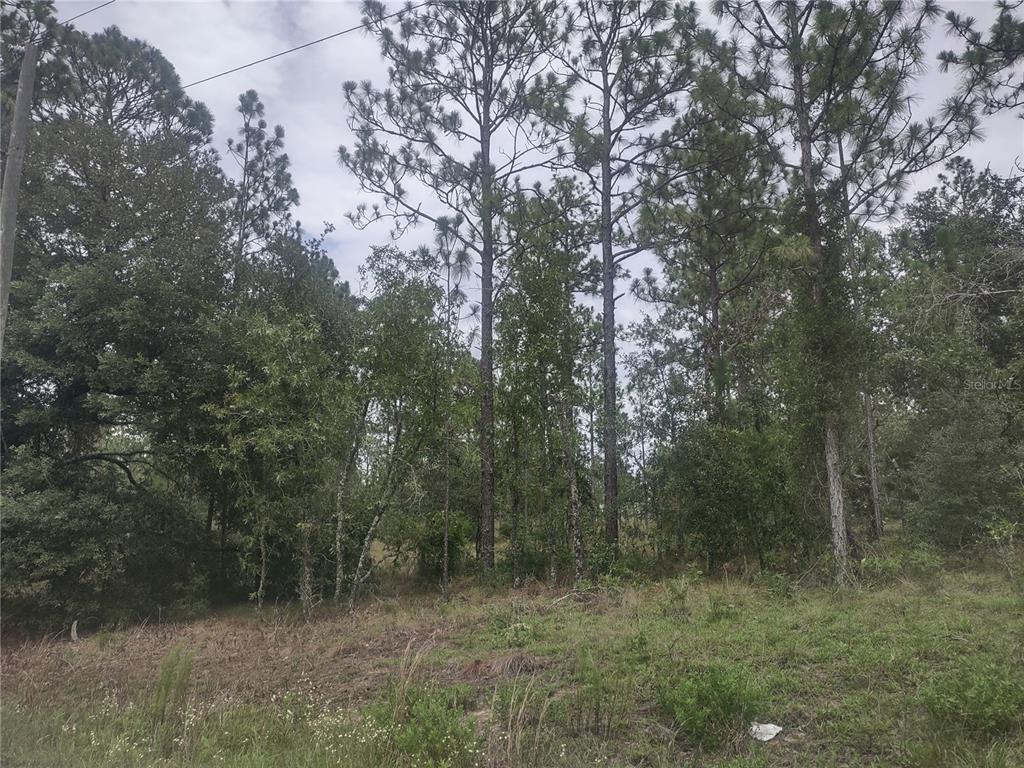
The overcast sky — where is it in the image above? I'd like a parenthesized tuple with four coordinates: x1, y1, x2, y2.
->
(57, 0, 1024, 332)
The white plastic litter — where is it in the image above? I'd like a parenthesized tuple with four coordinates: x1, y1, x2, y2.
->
(749, 722, 783, 741)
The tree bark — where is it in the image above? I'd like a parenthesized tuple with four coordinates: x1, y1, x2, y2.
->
(707, 257, 724, 422)
(863, 391, 883, 541)
(563, 403, 584, 584)
(510, 416, 524, 588)
(787, 5, 850, 584)
(348, 421, 406, 611)
(256, 528, 268, 611)
(0, 41, 38, 358)
(348, 507, 383, 614)
(299, 527, 314, 620)
(600, 56, 619, 555)
(334, 399, 369, 603)
(477, 28, 496, 571)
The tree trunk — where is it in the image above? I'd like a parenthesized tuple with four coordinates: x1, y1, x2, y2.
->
(863, 391, 883, 541)
(563, 403, 584, 584)
(707, 258, 724, 422)
(299, 527, 314, 620)
(824, 413, 850, 582)
(205, 495, 215, 535)
(787, 6, 850, 584)
(600, 60, 619, 555)
(478, 42, 496, 571)
(256, 528, 268, 611)
(348, 508, 383, 613)
(335, 399, 369, 603)
(219, 500, 228, 593)
(441, 412, 451, 598)
(348, 422, 405, 612)
(510, 416, 524, 588)
(0, 41, 38, 357)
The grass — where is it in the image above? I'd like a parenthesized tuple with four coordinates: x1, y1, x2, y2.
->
(2, 565, 1023, 767)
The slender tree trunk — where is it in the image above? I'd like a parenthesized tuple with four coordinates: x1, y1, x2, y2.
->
(588, 370, 597, 503)
(335, 400, 369, 603)
(600, 62, 619, 555)
(441, 412, 451, 598)
(863, 391, 883, 540)
(478, 47, 496, 570)
(219, 500, 228, 592)
(563, 403, 584, 584)
(788, 7, 850, 584)
(299, 527, 314, 620)
(205, 495, 215, 535)
(510, 417, 524, 588)
(348, 507, 383, 613)
(256, 528, 268, 611)
(0, 41, 38, 358)
(348, 423, 405, 611)
(442, 468, 450, 596)
(708, 259, 724, 422)
(837, 136, 884, 545)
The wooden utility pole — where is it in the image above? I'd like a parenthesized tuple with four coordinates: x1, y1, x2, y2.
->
(1, 40, 39, 358)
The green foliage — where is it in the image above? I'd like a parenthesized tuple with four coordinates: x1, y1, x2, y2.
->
(362, 684, 480, 768)
(0, 451, 209, 632)
(859, 539, 945, 585)
(659, 423, 797, 571)
(922, 664, 1024, 738)
(569, 649, 629, 738)
(658, 663, 766, 748)
(486, 601, 536, 649)
(149, 643, 195, 754)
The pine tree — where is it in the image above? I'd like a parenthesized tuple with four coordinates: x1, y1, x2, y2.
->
(340, 0, 565, 569)
(714, 0, 979, 582)
(555, 0, 700, 554)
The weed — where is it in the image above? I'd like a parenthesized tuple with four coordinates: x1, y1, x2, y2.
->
(659, 576, 691, 618)
(922, 663, 1024, 738)
(569, 648, 629, 738)
(486, 600, 536, 648)
(488, 677, 556, 767)
(860, 540, 944, 585)
(149, 641, 194, 754)
(705, 592, 741, 623)
(658, 663, 766, 748)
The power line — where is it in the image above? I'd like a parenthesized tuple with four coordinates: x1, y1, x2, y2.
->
(62, 0, 117, 26)
(182, 2, 428, 90)
(26, 0, 117, 44)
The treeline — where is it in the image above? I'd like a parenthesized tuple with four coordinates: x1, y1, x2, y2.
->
(1, 0, 1022, 631)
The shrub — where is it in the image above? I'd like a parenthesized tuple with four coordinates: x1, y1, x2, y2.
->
(659, 663, 767, 747)
(658, 576, 691, 618)
(860, 540, 944, 585)
(921, 663, 1024, 738)
(363, 683, 480, 768)
(569, 649, 629, 737)
(486, 601, 535, 648)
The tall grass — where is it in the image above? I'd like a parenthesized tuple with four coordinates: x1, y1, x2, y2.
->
(149, 641, 195, 754)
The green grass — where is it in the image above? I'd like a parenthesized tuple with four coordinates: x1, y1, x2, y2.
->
(3, 566, 1023, 767)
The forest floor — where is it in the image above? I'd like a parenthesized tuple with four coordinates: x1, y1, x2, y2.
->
(3, 564, 1023, 767)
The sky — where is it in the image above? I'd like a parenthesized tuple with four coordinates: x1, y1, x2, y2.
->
(56, 0, 1024, 332)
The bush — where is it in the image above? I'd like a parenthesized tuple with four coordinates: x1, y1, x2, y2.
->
(363, 683, 480, 768)
(860, 540, 944, 585)
(486, 601, 535, 648)
(656, 424, 799, 573)
(570, 649, 629, 737)
(659, 663, 767, 747)
(922, 663, 1024, 737)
